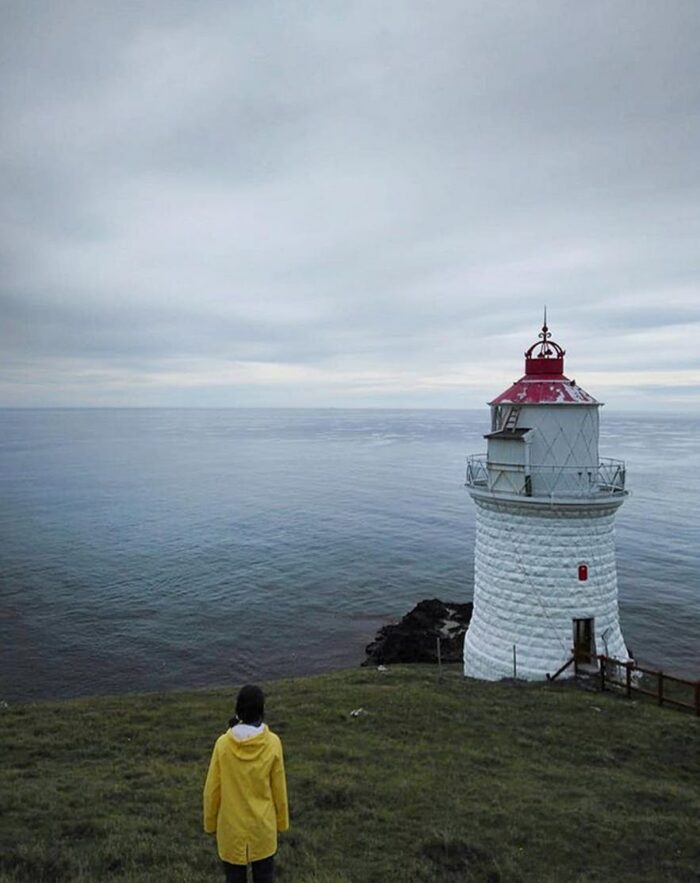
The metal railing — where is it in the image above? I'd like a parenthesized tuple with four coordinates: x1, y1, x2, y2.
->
(465, 455, 626, 498)
(465, 455, 490, 488)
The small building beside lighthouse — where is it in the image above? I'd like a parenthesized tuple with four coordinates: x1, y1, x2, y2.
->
(463, 319, 629, 680)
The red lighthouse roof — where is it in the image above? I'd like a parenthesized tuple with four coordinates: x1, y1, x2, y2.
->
(489, 318, 598, 406)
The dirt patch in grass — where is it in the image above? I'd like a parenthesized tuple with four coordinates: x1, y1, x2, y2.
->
(0, 849, 72, 882)
(60, 819, 104, 840)
(422, 838, 501, 881)
(311, 784, 359, 810)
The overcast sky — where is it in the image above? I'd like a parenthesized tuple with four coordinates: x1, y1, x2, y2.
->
(2, 1, 699, 410)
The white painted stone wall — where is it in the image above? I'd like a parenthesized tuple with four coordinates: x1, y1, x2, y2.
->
(463, 497, 628, 680)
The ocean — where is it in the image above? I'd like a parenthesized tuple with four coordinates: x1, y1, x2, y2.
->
(1, 408, 698, 703)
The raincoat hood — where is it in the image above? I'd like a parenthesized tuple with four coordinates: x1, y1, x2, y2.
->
(226, 725, 272, 761)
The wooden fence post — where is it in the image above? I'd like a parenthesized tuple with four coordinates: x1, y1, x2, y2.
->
(695, 682, 700, 718)
(658, 671, 664, 707)
(600, 656, 606, 693)
(626, 661, 632, 698)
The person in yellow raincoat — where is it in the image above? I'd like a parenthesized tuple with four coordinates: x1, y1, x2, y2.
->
(204, 685, 289, 883)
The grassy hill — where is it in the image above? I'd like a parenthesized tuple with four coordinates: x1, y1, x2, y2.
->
(1, 665, 698, 882)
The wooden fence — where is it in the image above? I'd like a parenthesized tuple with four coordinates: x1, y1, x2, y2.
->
(548, 652, 700, 716)
(598, 655, 699, 715)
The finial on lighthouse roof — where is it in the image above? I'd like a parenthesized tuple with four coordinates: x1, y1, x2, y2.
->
(524, 309, 565, 376)
(489, 312, 597, 405)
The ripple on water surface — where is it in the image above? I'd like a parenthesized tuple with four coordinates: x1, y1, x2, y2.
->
(0, 408, 698, 701)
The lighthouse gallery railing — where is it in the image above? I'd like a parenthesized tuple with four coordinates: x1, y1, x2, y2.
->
(465, 455, 626, 498)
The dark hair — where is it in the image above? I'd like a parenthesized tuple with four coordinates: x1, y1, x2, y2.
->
(229, 684, 265, 728)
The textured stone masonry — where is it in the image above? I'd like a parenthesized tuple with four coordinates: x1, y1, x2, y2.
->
(463, 498, 628, 680)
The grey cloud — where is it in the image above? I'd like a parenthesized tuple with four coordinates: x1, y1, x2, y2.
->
(1, 1, 699, 407)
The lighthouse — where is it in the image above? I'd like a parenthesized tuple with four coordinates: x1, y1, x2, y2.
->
(463, 317, 629, 680)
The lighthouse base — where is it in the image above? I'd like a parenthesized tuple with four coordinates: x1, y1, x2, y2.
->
(463, 496, 628, 681)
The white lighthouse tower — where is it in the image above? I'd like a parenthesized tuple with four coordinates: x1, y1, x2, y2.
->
(463, 317, 629, 680)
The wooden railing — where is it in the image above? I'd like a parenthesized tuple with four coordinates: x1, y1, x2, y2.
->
(598, 655, 700, 715)
(547, 651, 699, 715)
(545, 656, 576, 682)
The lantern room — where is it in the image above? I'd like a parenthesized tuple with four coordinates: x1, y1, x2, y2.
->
(467, 319, 625, 500)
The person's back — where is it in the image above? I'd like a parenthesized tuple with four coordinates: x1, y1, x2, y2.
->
(204, 686, 289, 883)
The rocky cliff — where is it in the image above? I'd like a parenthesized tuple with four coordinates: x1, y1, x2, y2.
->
(363, 598, 473, 666)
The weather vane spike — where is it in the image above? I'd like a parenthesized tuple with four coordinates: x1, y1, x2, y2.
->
(524, 308, 564, 361)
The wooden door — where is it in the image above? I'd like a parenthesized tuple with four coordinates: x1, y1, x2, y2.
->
(573, 618, 595, 664)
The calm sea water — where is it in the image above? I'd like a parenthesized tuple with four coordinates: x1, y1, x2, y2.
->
(1, 408, 698, 702)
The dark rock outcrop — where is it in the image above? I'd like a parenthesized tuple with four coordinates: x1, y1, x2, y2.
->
(363, 598, 473, 666)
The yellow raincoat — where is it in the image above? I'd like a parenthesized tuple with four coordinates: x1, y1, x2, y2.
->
(203, 725, 289, 864)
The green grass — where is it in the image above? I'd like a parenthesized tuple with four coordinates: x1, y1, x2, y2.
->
(1, 666, 698, 882)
